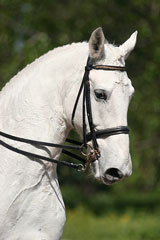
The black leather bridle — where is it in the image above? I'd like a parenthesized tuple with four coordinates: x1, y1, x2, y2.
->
(0, 57, 129, 171)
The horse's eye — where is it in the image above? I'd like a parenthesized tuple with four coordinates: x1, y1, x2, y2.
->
(94, 89, 107, 101)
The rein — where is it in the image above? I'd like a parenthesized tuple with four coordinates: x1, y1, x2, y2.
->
(0, 57, 129, 172)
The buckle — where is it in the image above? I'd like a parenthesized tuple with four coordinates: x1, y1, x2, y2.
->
(81, 144, 101, 171)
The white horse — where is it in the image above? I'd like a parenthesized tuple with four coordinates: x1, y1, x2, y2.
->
(0, 28, 137, 240)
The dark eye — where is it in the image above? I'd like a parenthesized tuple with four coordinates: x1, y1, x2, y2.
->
(94, 89, 107, 101)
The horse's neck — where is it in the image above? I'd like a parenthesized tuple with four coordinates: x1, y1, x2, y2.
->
(0, 71, 67, 178)
(0, 43, 87, 187)
(0, 42, 87, 129)
(0, 43, 88, 238)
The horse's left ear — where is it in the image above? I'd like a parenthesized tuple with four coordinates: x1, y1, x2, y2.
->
(89, 27, 105, 61)
(119, 31, 138, 60)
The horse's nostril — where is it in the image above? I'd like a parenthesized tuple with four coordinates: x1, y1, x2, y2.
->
(105, 168, 123, 180)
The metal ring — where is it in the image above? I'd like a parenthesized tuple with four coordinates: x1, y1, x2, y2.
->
(77, 164, 86, 172)
(81, 143, 93, 157)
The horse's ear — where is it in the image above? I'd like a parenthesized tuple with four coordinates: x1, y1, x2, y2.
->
(89, 27, 105, 61)
(119, 31, 138, 60)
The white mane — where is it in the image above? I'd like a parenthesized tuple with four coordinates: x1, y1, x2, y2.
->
(0, 42, 87, 96)
(0, 41, 125, 100)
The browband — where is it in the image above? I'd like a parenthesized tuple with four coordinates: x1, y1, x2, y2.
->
(92, 65, 126, 71)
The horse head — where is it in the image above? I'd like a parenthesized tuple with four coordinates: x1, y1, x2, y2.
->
(66, 28, 137, 185)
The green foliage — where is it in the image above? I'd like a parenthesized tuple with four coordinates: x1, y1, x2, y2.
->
(63, 206, 160, 240)
(0, 0, 160, 211)
(62, 186, 160, 215)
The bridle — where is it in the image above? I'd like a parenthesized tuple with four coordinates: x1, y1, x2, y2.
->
(71, 57, 129, 169)
(0, 57, 129, 172)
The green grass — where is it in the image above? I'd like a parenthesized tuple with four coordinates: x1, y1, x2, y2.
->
(62, 207, 160, 240)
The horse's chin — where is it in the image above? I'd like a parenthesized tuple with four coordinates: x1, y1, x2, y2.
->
(94, 175, 121, 185)
(90, 168, 114, 186)
(102, 176, 122, 185)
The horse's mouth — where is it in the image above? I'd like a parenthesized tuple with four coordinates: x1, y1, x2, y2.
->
(101, 176, 121, 185)
(93, 175, 120, 185)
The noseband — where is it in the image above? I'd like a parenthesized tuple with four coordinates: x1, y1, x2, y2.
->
(0, 57, 129, 171)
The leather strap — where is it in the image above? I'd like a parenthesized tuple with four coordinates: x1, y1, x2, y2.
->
(86, 126, 129, 142)
(92, 65, 126, 71)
